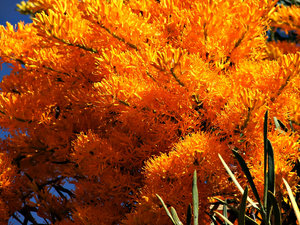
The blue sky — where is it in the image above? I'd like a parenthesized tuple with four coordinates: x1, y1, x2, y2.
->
(0, 2, 30, 223)
(0, 4, 75, 224)
(0, 0, 31, 81)
(0, 0, 31, 26)
(1, 3, 35, 223)
(0, 0, 31, 139)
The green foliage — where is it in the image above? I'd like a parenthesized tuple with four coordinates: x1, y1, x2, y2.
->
(156, 170, 199, 225)
(217, 111, 299, 225)
(157, 111, 300, 224)
(277, 0, 300, 6)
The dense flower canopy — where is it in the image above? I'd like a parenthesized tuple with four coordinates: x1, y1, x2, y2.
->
(0, 0, 299, 224)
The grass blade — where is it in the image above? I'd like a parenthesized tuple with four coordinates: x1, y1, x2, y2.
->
(193, 170, 199, 225)
(218, 154, 259, 210)
(170, 207, 183, 225)
(273, 117, 288, 132)
(273, 117, 288, 133)
(215, 211, 234, 225)
(283, 178, 300, 224)
(278, 119, 287, 132)
(238, 186, 248, 225)
(267, 139, 275, 194)
(264, 111, 268, 147)
(156, 194, 176, 224)
(232, 150, 264, 212)
(289, 120, 294, 132)
(264, 111, 268, 209)
(223, 200, 228, 225)
(186, 204, 192, 225)
(267, 191, 281, 225)
(273, 117, 281, 131)
(214, 197, 259, 225)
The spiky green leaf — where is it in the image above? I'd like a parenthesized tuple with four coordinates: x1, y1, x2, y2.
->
(232, 150, 264, 212)
(238, 186, 248, 225)
(215, 211, 234, 225)
(186, 204, 192, 225)
(289, 120, 295, 132)
(267, 139, 275, 194)
(267, 191, 281, 225)
(213, 197, 259, 225)
(193, 170, 199, 225)
(264, 111, 268, 209)
(218, 154, 259, 210)
(223, 200, 228, 225)
(283, 178, 300, 224)
(274, 117, 288, 132)
(170, 207, 183, 225)
(156, 194, 176, 224)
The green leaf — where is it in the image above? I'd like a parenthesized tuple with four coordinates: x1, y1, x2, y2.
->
(274, 117, 280, 130)
(283, 178, 300, 224)
(218, 154, 259, 210)
(170, 207, 183, 225)
(193, 170, 199, 225)
(278, 119, 287, 132)
(223, 200, 228, 225)
(215, 211, 234, 225)
(273, 117, 288, 132)
(156, 194, 176, 224)
(186, 204, 192, 225)
(238, 186, 248, 225)
(232, 150, 264, 212)
(267, 191, 281, 225)
(267, 139, 275, 194)
(264, 111, 268, 147)
(263, 111, 268, 210)
(289, 120, 295, 132)
(209, 214, 218, 225)
(266, 179, 273, 223)
(213, 197, 259, 225)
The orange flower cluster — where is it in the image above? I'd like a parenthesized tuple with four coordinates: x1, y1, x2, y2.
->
(0, 0, 299, 224)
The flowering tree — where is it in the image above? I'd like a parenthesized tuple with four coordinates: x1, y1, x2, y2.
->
(0, 0, 299, 224)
